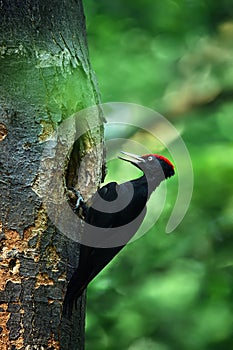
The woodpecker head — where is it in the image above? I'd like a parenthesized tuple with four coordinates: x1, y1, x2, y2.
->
(119, 151, 175, 180)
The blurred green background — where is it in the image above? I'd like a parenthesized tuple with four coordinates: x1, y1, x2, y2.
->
(83, 1, 233, 349)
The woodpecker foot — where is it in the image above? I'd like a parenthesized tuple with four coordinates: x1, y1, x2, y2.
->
(67, 188, 87, 219)
(74, 190, 85, 210)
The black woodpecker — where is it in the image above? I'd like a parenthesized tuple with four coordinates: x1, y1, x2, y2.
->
(63, 152, 175, 316)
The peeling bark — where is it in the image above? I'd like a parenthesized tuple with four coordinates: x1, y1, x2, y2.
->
(0, 1, 104, 349)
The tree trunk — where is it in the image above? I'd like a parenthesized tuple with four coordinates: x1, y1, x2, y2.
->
(0, 1, 104, 349)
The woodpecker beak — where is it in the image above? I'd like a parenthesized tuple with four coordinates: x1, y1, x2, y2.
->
(118, 151, 145, 165)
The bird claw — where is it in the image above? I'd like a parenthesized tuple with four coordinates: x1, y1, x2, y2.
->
(74, 190, 84, 210)
(68, 188, 85, 211)
(70, 189, 84, 211)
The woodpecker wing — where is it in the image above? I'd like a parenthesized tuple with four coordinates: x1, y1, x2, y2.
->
(64, 179, 148, 316)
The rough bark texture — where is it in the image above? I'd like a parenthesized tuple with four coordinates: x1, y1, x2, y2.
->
(0, 1, 104, 349)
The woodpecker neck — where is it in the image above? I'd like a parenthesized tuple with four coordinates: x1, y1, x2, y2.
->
(132, 173, 162, 199)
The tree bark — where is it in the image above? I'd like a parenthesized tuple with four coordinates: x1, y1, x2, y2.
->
(0, 1, 104, 349)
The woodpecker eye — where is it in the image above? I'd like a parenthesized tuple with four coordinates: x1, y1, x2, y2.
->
(148, 156, 153, 161)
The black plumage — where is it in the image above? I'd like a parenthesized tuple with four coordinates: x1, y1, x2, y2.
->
(63, 152, 175, 316)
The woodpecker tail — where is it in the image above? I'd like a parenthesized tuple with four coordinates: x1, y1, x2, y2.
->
(63, 269, 87, 317)
(63, 244, 124, 317)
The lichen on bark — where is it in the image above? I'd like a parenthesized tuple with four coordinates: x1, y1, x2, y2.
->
(0, 1, 104, 349)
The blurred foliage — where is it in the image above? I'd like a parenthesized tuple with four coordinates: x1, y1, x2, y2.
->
(83, 1, 233, 349)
